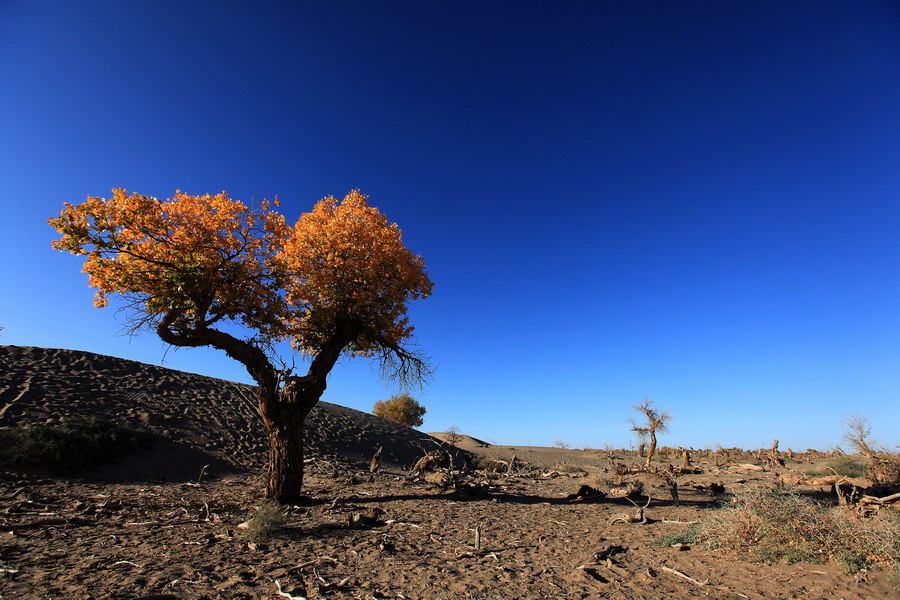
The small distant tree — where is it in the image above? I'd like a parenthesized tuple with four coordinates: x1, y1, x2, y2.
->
(445, 426, 463, 446)
(372, 393, 426, 428)
(554, 440, 569, 449)
(50, 189, 433, 503)
(628, 398, 671, 468)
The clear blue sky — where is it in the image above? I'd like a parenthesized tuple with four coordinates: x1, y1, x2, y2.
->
(1, 1, 898, 451)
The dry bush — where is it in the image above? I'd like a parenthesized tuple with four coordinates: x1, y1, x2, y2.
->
(241, 501, 287, 541)
(843, 414, 900, 486)
(693, 489, 900, 573)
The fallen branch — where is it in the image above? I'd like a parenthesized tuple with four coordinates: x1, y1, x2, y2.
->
(384, 519, 423, 528)
(128, 594, 197, 600)
(292, 556, 338, 570)
(610, 496, 651, 524)
(274, 579, 306, 600)
(734, 463, 765, 472)
(0, 517, 94, 531)
(660, 519, 699, 525)
(660, 566, 708, 586)
(860, 491, 900, 505)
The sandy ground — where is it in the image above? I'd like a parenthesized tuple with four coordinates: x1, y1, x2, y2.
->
(0, 346, 897, 599)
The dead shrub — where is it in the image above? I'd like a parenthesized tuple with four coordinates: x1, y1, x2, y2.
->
(694, 488, 899, 573)
(241, 501, 287, 541)
(843, 414, 900, 486)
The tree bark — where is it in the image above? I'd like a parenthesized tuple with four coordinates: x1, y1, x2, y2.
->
(645, 431, 657, 468)
(260, 383, 319, 504)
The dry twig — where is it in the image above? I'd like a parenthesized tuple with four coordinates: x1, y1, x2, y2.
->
(274, 579, 306, 600)
(659, 565, 708, 586)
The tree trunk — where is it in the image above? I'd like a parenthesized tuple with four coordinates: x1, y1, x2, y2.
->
(645, 432, 657, 468)
(260, 383, 320, 504)
(156, 311, 357, 504)
(668, 480, 680, 506)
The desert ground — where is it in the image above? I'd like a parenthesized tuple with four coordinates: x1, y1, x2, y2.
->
(0, 346, 897, 600)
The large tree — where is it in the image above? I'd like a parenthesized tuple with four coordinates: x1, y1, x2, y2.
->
(50, 189, 433, 503)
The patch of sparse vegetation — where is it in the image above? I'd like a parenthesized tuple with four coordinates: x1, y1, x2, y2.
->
(652, 523, 702, 547)
(805, 456, 867, 479)
(0, 417, 149, 474)
(693, 488, 899, 573)
(241, 501, 287, 541)
(466, 453, 506, 472)
(554, 464, 585, 474)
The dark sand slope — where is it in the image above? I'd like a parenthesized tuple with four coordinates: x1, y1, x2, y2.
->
(0, 346, 444, 481)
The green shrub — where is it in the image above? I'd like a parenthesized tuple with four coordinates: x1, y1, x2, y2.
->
(0, 417, 149, 474)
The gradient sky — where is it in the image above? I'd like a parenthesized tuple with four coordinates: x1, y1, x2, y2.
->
(1, 1, 898, 451)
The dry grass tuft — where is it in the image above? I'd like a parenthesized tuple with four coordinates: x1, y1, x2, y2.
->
(242, 501, 287, 541)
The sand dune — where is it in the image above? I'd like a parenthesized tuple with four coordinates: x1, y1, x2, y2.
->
(0, 345, 445, 480)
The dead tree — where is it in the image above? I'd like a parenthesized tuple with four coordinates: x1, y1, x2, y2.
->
(628, 399, 671, 468)
(445, 426, 463, 446)
(843, 414, 900, 485)
(656, 464, 681, 506)
(369, 446, 382, 474)
(765, 439, 784, 468)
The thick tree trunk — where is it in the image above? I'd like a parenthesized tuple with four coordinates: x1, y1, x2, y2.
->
(258, 379, 322, 504)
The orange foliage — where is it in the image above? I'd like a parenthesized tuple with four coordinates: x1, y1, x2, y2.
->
(49, 189, 432, 359)
(49, 189, 291, 337)
(279, 190, 433, 356)
(372, 393, 427, 428)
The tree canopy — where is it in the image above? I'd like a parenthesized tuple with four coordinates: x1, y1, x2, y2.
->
(50, 189, 433, 372)
(372, 393, 426, 428)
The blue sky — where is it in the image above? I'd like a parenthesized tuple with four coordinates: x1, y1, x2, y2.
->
(1, 1, 898, 451)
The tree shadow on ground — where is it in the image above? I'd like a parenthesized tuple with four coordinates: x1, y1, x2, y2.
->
(331, 487, 723, 509)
